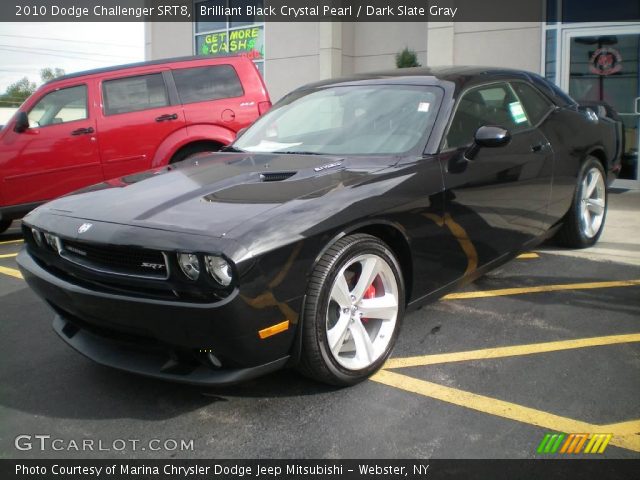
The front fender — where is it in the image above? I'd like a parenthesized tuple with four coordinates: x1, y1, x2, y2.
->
(151, 124, 237, 167)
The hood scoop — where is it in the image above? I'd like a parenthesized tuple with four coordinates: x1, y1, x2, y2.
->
(259, 171, 297, 182)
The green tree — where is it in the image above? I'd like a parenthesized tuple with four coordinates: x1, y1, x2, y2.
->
(40, 67, 65, 83)
(395, 47, 421, 68)
(0, 77, 37, 107)
(0, 68, 65, 108)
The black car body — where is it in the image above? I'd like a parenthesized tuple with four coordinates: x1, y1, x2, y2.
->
(17, 67, 622, 386)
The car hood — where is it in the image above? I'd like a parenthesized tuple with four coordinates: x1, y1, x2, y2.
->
(32, 152, 395, 238)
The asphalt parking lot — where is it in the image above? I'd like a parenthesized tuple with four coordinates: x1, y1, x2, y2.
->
(1, 193, 639, 460)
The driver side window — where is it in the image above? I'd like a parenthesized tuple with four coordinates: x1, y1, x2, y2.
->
(27, 85, 88, 128)
(445, 83, 531, 149)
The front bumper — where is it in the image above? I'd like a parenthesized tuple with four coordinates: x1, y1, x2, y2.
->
(17, 249, 296, 385)
(52, 315, 289, 386)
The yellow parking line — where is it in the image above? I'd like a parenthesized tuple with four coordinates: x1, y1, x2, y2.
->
(0, 266, 23, 279)
(0, 253, 18, 259)
(371, 369, 640, 453)
(598, 420, 640, 436)
(384, 333, 640, 369)
(443, 279, 640, 300)
(517, 252, 539, 259)
(0, 239, 23, 245)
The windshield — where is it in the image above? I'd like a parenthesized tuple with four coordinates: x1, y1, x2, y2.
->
(234, 84, 443, 155)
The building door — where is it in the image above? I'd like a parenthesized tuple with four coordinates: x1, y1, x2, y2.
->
(561, 25, 640, 189)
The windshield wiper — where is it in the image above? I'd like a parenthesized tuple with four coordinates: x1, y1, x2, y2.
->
(221, 145, 246, 152)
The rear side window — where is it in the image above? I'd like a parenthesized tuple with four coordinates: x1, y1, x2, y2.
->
(103, 73, 169, 115)
(27, 85, 87, 128)
(172, 65, 244, 104)
(511, 82, 554, 125)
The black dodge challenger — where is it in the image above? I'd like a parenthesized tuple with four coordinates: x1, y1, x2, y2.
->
(17, 67, 622, 386)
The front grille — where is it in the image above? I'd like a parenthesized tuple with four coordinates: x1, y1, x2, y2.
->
(60, 239, 169, 280)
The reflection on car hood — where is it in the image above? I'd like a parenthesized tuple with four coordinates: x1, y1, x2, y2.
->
(35, 152, 394, 238)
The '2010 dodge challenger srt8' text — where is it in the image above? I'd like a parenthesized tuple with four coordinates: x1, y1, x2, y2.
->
(18, 67, 622, 386)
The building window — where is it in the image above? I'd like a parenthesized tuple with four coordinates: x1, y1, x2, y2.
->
(542, 0, 640, 86)
(194, 0, 264, 76)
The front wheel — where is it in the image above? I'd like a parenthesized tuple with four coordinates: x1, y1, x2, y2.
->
(556, 156, 607, 248)
(298, 234, 405, 386)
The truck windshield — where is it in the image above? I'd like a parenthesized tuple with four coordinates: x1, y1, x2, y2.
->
(234, 84, 443, 155)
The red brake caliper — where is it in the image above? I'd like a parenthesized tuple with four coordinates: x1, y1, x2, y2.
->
(361, 277, 378, 323)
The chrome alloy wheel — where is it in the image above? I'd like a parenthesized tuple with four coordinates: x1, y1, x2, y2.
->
(579, 167, 606, 238)
(325, 253, 399, 370)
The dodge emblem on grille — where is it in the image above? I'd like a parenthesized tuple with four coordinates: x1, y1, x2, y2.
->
(78, 223, 93, 234)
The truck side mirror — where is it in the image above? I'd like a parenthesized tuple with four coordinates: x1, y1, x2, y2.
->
(13, 112, 29, 133)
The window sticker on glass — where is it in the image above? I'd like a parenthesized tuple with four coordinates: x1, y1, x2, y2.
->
(417, 102, 430, 112)
(509, 101, 528, 124)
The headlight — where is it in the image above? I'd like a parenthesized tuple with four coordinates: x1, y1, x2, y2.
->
(177, 253, 200, 280)
(43, 232, 62, 253)
(31, 228, 43, 247)
(205, 255, 233, 286)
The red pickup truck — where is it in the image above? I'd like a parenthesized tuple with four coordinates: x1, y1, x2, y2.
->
(0, 55, 271, 233)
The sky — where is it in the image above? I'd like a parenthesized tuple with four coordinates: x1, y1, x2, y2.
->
(0, 22, 145, 93)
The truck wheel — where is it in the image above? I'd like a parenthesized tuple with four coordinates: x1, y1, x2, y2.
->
(298, 234, 405, 386)
(0, 219, 12, 234)
(170, 142, 222, 164)
(556, 156, 607, 248)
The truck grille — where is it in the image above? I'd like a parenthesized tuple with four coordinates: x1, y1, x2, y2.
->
(60, 239, 169, 280)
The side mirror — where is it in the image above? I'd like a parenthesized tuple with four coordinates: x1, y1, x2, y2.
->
(465, 125, 511, 160)
(578, 105, 600, 122)
(13, 112, 29, 133)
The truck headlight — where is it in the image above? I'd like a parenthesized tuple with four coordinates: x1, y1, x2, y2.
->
(177, 253, 200, 281)
(204, 255, 232, 286)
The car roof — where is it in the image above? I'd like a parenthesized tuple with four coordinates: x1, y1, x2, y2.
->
(297, 66, 529, 90)
(44, 55, 249, 85)
(291, 66, 575, 106)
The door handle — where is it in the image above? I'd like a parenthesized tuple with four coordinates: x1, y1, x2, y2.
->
(155, 113, 178, 122)
(71, 127, 95, 136)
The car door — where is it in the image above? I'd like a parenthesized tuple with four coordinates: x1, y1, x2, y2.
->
(0, 83, 102, 206)
(438, 81, 554, 271)
(97, 70, 186, 180)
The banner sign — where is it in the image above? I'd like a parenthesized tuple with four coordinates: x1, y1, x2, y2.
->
(197, 27, 265, 61)
(4, 459, 640, 480)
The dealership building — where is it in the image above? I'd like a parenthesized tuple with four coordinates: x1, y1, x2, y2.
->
(145, 1, 640, 187)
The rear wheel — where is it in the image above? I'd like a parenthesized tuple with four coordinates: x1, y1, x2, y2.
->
(0, 219, 12, 234)
(298, 234, 405, 386)
(556, 156, 607, 248)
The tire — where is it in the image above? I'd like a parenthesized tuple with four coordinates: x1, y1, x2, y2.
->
(170, 142, 222, 164)
(555, 156, 607, 248)
(0, 219, 12, 234)
(298, 234, 405, 386)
